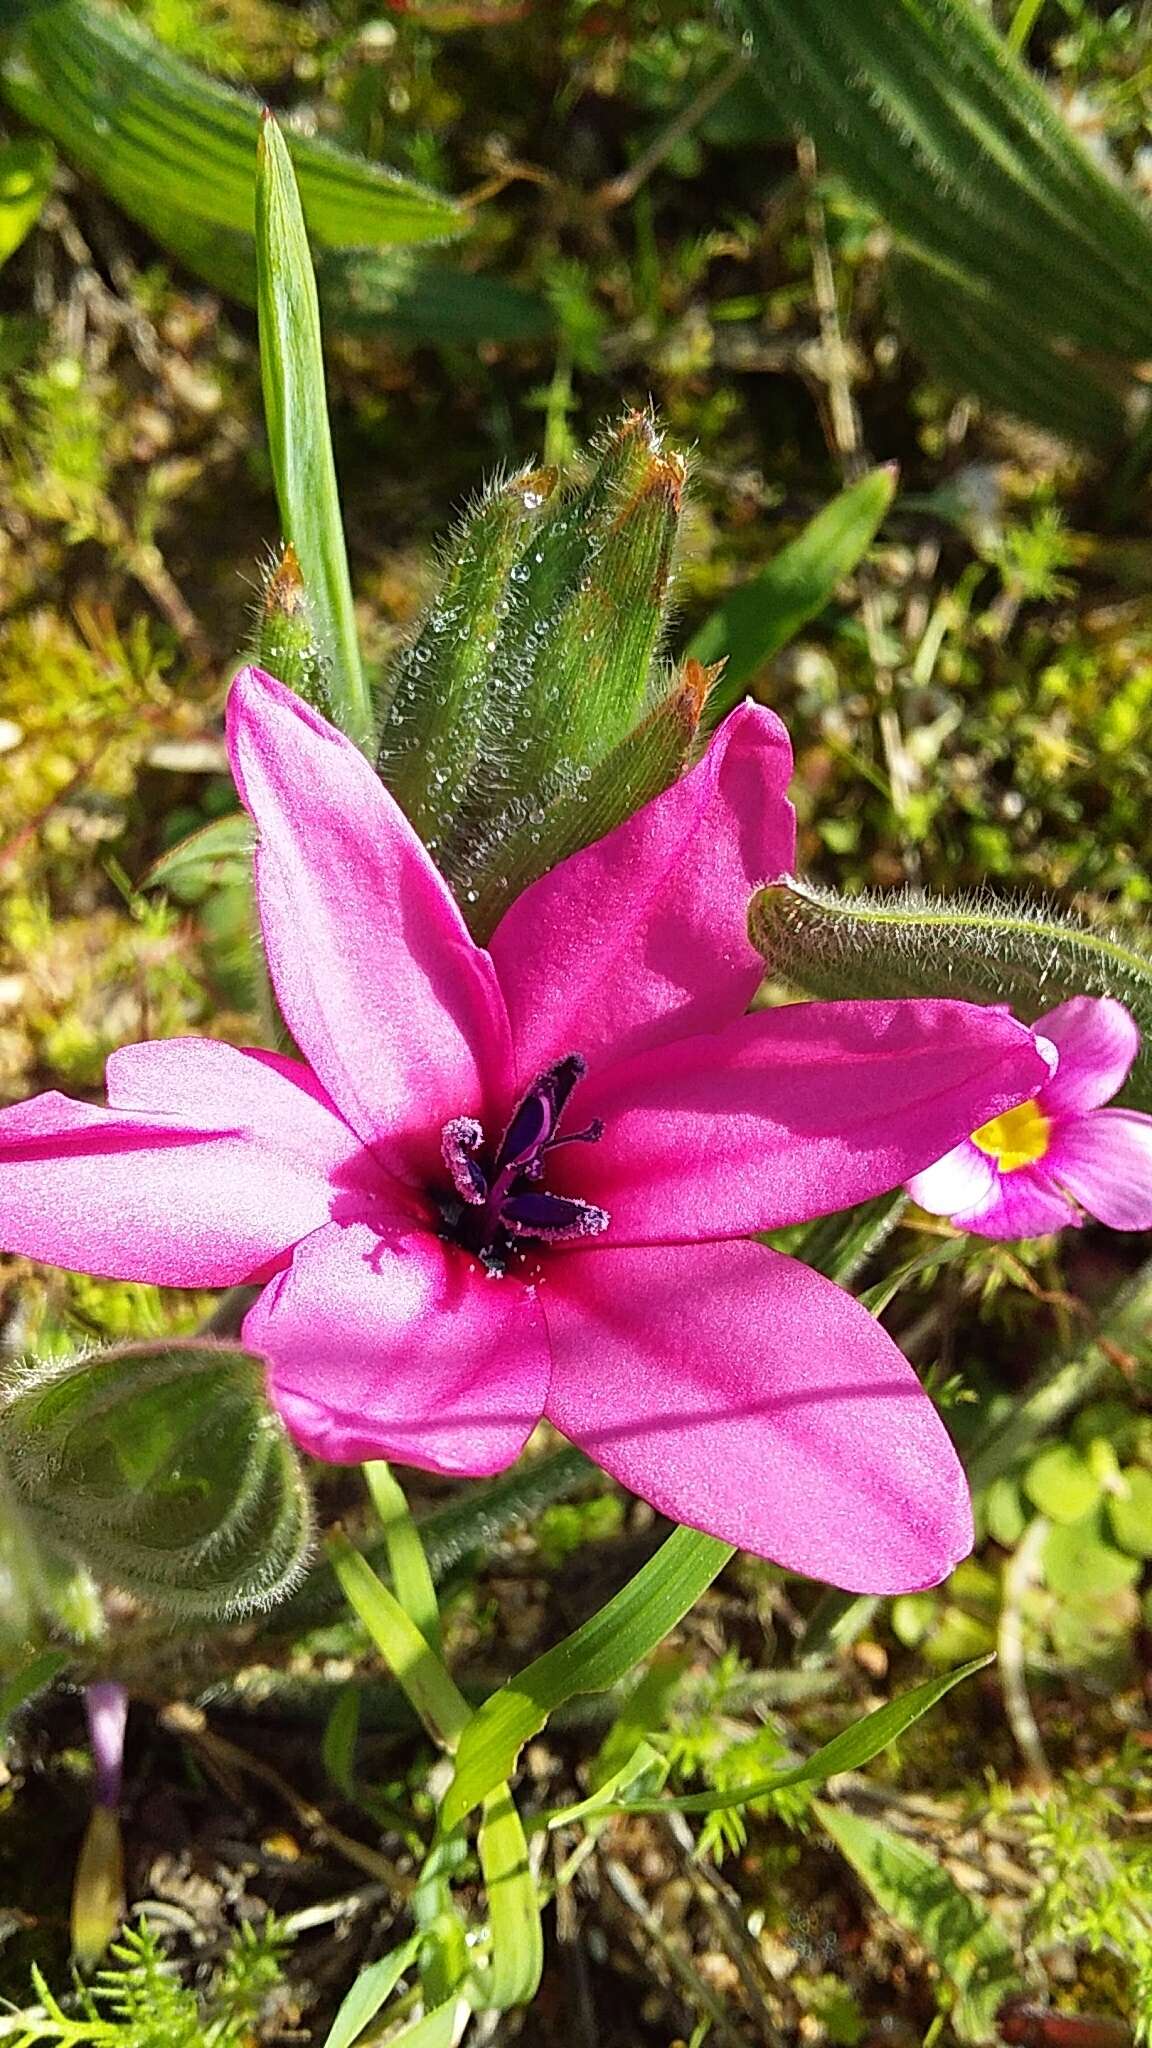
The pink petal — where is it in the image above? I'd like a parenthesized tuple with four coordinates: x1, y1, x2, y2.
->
(1037, 996, 1139, 1114)
(906, 1140, 998, 1218)
(227, 668, 511, 1171)
(106, 1039, 368, 1184)
(541, 1240, 972, 1592)
(556, 999, 1049, 1242)
(1048, 1108, 1152, 1229)
(246, 1218, 551, 1474)
(945, 1164, 1077, 1239)
(0, 1084, 349, 1286)
(489, 703, 794, 1088)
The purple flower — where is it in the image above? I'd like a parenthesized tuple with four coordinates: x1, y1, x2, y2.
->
(0, 670, 1051, 1592)
(907, 996, 1152, 1237)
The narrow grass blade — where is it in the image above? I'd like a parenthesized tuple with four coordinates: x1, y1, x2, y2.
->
(567, 1656, 992, 1821)
(327, 1533, 471, 1751)
(441, 1527, 732, 1831)
(690, 468, 897, 709)
(364, 1464, 441, 1656)
(256, 114, 370, 750)
(322, 1936, 420, 2048)
(475, 1787, 544, 2009)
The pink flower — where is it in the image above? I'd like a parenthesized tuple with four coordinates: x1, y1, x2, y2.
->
(907, 996, 1152, 1239)
(0, 671, 1051, 1591)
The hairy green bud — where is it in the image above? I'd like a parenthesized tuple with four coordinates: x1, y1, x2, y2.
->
(0, 1343, 313, 1621)
(752, 878, 1152, 1111)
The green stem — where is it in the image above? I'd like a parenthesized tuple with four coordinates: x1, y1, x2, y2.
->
(364, 1463, 441, 1655)
(1006, 0, 1047, 53)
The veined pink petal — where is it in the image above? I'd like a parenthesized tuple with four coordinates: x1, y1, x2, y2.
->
(1037, 996, 1139, 1115)
(0, 1089, 344, 1286)
(947, 1164, 1076, 1239)
(489, 703, 794, 1087)
(905, 1139, 999, 1219)
(557, 1000, 1049, 1242)
(227, 667, 511, 1170)
(1048, 1108, 1152, 1229)
(541, 1240, 972, 1592)
(247, 1218, 551, 1474)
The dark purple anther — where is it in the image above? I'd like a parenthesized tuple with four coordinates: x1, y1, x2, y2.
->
(84, 1681, 128, 1812)
(503, 1191, 610, 1241)
(437, 1054, 609, 1272)
(441, 1117, 488, 1204)
(495, 1054, 587, 1174)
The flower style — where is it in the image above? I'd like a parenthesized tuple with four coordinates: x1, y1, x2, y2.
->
(0, 670, 1051, 1592)
(907, 995, 1152, 1238)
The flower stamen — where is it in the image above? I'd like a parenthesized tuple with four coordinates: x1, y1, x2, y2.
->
(437, 1055, 609, 1271)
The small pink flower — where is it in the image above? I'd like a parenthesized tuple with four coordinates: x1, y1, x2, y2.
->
(907, 996, 1152, 1238)
(0, 670, 1051, 1591)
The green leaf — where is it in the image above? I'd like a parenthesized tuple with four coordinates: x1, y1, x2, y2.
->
(1044, 1509, 1141, 1598)
(889, 252, 1126, 451)
(0, 1646, 69, 1738)
(327, 1533, 471, 1751)
(1023, 1445, 1102, 1525)
(0, 135, 54, 267)
(474, 1785, 544, 2009)
(364, 1464, 442, 1656)
(322, 1936, 421, 2048)
(256, 113, 370, 751)
(384, 2003, 460, 2048)
(1105, 1468, 1152, 1560)
(0, 1343, 313, 1620)
(750, 878, 1152, 1112)
(564, 1657, 992, 1823)
(66, 178, 545, 341)
(689, 468, 897, 710)
(316, 249, 552, 345)
(142, 813, 252, 895)
(1, 0, 463, 249)
(733, 0, 1152, 362)
(815, 1802, 1019, 2041)
(441, 1527, 732, 1832)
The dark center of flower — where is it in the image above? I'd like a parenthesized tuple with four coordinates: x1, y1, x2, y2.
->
(437, 1053, 609, 1275)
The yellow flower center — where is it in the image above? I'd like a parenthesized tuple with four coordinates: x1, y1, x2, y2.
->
(970, 1097, 1051, 1173)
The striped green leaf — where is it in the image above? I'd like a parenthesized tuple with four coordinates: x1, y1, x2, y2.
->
(1, 0, 462, 249)
(733, 0, 1152, 442)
